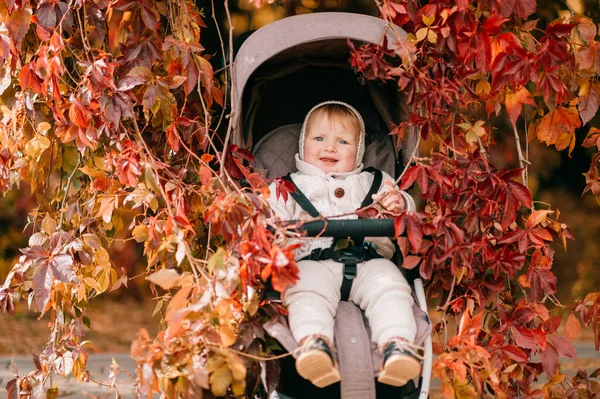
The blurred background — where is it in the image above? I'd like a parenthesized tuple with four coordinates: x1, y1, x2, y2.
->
(0, 0, 598, 355)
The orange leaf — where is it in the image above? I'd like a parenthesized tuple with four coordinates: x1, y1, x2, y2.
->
(564, 313, 581, 340)
(199, 165, 212, 185)
(526, 209, 554, 230)
(505, 87, 536, 127)
(537, 107, 581, 156)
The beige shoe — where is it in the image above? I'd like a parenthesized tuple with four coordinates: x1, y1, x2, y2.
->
(377, 338, 423, 387)
(295, 335, 341, 388)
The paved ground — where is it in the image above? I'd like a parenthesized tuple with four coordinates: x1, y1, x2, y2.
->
(1, 343, 599, 398)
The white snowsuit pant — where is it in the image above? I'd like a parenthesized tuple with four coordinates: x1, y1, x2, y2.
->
(284, 258, 417, 350)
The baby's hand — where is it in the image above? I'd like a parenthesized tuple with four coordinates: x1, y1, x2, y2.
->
(372, 182, 406, 213)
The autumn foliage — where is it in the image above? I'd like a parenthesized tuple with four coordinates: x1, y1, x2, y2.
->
(0, 0, 599, 398)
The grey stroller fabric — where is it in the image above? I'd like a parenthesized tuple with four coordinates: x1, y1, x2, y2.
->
(256, 127, 431, 399)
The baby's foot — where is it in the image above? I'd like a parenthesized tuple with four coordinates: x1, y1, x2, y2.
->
(378, 338, 424, 387)
(295, 335, 341, 388)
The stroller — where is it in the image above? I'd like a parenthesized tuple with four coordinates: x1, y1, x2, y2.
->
(230, 12, 433, 399)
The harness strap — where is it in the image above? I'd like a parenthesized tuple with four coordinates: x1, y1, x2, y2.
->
(285, 168, 385, 301)
(281, 174, 320, 217)
(301, 243, 382, 301)
(360, 167, 383, 209)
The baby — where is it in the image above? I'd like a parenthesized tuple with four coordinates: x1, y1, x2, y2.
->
(267, 101, 423, 388)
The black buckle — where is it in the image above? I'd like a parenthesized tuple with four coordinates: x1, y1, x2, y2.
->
(337, 247, 364, 281)
(309, 247, 323, 260)
(337, 246, 365, 264)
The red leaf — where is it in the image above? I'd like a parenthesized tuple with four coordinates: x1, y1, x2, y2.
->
(274, 177, 295, 203)
(543, 316, 562, 334)
(498, 229, 527, 245)
(548, 335, 576, 358)
(514, 0, 537, 19)
(118, 66, 153, 91)
(141, 4, 159, 30)
(505, 87, 536, 127)
(399, 166, 420, 190)
(502, 345, 529, 363)
(529, 227, 553, 241)
(511, 325, 537, 350)
(482, 14, 510, 35)
(501, 192, 518, 230)
(540, 344, 559, 375)
(402, 255, 421, 270)
(165, 124, 180, 152)
(406, 215, 423, 253)
(36, 3, 57, 28)
(507, 180, 533, 208)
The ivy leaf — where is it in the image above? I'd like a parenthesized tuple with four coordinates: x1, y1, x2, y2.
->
(210, 364, 233, 397)
(147, 269, 181, 290)
(582, 127, 600, 150)
(6, 7, 32, 48)
(564, 313, 581, 340)
(402, 255, 422, 270)
(118, 66, 153, 91)
(51, 254, 77, 283)
(482, 14, 510, 35)
(505, 87, 536, 127)
(514, 0, 537, 19)
(536, 106, 581, 156)
(458, 120, 486, 144)
(32, 263, 53, 311)
(578, 81, 599, 126)
(527, 210, 554, 230)
(575, 16, 597, 44)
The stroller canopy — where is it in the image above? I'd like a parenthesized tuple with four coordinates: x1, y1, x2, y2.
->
(231, 12, 417, 173)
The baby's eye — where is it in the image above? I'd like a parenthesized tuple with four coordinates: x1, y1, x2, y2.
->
(315, 137, 323, 141)
(339, 140, 348, 145)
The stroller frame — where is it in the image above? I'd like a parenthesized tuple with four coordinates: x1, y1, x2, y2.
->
(231, 12, 432, 399)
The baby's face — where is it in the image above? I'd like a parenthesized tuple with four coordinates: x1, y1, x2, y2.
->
(303, 114, 359, 174)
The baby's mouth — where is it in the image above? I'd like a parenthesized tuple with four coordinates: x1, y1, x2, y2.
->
(319, 157, 338, 163)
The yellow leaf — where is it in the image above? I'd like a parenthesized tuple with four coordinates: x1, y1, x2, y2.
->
(132, 224, 149, 243)
(42, 215, 57, 235)
(36, 122, 51, 133)
(476, 80, 491, 97)
(24, 134, 51, 160)
(219, 324, 237, 347)
(209, 365, 232, 397)
(78, 165, 106, 178)
(208, 248, 226, 273)
(415, 27, 428, 42)
(84, 277, 103, 293)
(427, 28, 438, 44)
(226, 353, 247, 381)
(537, 106, 581, 156)
(231, 379, 246, 397)
(46, 387, 59, 399)
(422, 14, 435, 26)
(147, 269, 182, 290)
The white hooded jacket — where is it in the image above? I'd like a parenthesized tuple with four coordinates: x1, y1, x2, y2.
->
(267, 154, 415, 260)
